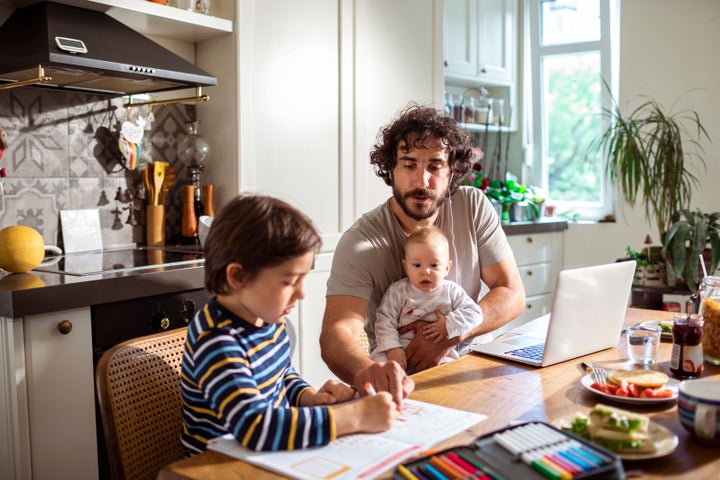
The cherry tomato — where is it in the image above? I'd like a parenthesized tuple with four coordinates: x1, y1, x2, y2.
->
(639, 388, 657, 398)
(627, 383, 639, 398)
(654, 388, 673, 398)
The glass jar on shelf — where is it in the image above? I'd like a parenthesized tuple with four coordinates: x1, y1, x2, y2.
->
(448, 94, 464, 123)
(463, 97, 476, 124)
(699, 276, 720, 364)
(475, 97, 491, 125)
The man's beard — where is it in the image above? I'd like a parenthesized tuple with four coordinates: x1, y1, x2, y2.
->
(392, 186, 447, 221)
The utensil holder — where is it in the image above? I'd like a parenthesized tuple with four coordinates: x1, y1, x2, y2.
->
(146, 205, 165, 245)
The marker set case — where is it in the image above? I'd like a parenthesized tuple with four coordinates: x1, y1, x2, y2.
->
(394, 421, 626, 480)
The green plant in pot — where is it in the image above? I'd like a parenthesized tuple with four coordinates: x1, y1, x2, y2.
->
(662, 209, 720, 292)
(591, 82, 709, 238)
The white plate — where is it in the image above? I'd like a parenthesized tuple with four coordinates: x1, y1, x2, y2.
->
(553, 415, 679, 461)
(581, 373, 679, 404)
(637, 320, 673, 341)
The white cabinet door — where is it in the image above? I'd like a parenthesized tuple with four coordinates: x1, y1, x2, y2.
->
(477, 0, 516, 84)
(444, 0, 517, 86)
(444, 0, 478, 76)
(23, 309, 98, 480)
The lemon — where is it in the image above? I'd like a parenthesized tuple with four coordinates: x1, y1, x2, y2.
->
(0, 225, 46, 273)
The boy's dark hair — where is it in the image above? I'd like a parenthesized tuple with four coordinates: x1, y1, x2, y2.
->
(369, 103, 474, 196)
(203, 194, 322, 295)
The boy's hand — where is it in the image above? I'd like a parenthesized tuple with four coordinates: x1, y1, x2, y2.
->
(303, 380, 357, 406)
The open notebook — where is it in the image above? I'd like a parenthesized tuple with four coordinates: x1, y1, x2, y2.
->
(470, 261, 636, 367)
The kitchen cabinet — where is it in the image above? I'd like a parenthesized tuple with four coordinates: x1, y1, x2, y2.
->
(0, 308, 97, 480)
(444, 0, 517, 86)
(504, 231, 565, 331)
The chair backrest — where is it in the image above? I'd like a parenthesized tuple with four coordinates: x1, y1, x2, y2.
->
(95, 328, 188, 480)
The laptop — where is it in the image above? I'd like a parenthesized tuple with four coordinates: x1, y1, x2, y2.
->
(470, 261, 636, 367)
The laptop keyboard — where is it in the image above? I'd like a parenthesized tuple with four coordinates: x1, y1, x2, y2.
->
(505, 343, 545, 361)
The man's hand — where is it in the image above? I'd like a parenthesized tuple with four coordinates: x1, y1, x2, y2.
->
(400, 319, 454, 373)
(353, 361, 414, 407)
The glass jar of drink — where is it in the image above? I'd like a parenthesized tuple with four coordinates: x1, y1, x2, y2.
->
(670, 313, 704, 379)
(699, 275, 720, 364)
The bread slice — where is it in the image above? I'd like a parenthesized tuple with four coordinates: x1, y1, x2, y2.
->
(607, 369, 669, 388)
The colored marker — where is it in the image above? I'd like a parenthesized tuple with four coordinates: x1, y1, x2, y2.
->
(423, 462, 449, 480)
(364, 381, 377, 396)
(397, 463, 420, 480)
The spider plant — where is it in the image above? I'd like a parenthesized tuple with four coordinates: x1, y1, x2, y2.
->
(591, 81, 709, 236)
(662, 209, 720, 291)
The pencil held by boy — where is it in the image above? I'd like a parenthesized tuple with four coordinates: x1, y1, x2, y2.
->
(372, 227, 484, 370)
(181, 194, 396, 453)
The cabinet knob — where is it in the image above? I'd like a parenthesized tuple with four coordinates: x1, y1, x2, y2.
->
(481, 67, 487, 73)
(525, 236, 533, 244)
(526, 270, 533, 277)
(57, 320, 73, 335)
(444, 60, 448, 67)
(526, 303, 533, 310)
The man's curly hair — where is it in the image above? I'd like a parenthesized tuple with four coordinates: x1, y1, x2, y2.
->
(369, 103, 474, 196)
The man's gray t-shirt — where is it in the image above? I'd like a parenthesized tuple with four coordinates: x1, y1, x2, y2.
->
(326, 186, 513, 350)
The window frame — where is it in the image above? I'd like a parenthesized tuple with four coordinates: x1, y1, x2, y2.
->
(526, 0, 619, 221)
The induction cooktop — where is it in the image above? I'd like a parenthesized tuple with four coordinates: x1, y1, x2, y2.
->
(34, 246, 204, 276)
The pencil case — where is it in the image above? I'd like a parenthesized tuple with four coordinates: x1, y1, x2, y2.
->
(394, 421, 625, 480)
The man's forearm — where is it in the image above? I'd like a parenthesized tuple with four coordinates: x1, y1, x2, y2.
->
(320, 328, 374, 385)
(473, 285, 526, 336)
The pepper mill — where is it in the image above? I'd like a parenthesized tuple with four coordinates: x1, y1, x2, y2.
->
(181, 185, 198, 239)
(202, 184, 215, 217)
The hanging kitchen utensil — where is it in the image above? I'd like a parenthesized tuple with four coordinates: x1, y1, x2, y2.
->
(118, 118, 145, 170)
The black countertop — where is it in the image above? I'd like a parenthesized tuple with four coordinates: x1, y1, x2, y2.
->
(0, 219, 567, 318)
(501, 218, 568, 235)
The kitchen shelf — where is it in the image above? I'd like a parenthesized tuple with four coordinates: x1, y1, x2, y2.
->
(0, 0, 233, 43)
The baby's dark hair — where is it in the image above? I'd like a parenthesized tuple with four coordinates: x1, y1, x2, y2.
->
(203, 194, 322, 295)
(370, 103, 474, 195)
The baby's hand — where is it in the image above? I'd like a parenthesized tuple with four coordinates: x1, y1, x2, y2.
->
(386, 348, 407, 370)
(422, 323, 447, 343)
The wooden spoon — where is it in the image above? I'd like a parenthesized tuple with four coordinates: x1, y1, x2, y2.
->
(159, 164, 175, 205)
(152, 162, 165, 206)
(143, 164, 153, 203)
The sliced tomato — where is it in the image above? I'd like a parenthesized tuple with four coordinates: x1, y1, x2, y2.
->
(590, 381, 605, 392)
(604, 384, 618, 395)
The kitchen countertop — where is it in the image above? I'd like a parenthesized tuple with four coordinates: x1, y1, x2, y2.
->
(501, 217, 568, 235)
(0, 260, 205, 318)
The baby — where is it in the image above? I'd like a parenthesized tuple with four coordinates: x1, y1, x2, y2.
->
(371, 226, 484, 369)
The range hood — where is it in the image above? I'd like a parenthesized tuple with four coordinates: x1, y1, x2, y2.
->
(0, 1, 217, 96)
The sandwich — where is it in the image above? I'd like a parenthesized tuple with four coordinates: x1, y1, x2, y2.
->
(568, 404, 656, 454)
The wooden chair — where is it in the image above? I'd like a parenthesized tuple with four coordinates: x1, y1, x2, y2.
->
(95, 328, 188, 480)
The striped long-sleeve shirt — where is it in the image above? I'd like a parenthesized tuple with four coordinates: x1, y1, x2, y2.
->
(181, 297, 335, 453)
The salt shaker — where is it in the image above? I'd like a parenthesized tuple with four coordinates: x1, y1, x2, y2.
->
(670, 313, 704, 379)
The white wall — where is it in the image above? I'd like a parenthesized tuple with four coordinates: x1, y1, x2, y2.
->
(564, 0, 720, 269)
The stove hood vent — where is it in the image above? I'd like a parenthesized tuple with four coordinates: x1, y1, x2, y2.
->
(0, 2, 217, 96)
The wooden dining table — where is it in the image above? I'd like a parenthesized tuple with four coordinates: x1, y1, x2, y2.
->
(158, 308, 720, 480)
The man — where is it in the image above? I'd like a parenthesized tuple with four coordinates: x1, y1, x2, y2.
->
(320, 104, 526, 405)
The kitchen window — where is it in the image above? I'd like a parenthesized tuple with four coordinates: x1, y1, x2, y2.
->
(526, 0, 618, 220)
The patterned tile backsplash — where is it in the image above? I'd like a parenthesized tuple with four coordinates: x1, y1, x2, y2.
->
(0, 87, 197, 249)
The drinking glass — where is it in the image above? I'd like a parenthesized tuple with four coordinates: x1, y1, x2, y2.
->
(626, 325, 661, 364)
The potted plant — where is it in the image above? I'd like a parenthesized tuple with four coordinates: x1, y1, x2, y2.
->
(661, 209, 720, 291)
(591, 83, 709, 237)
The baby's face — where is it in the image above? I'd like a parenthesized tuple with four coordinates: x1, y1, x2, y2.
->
(402, 240, 451, 292)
